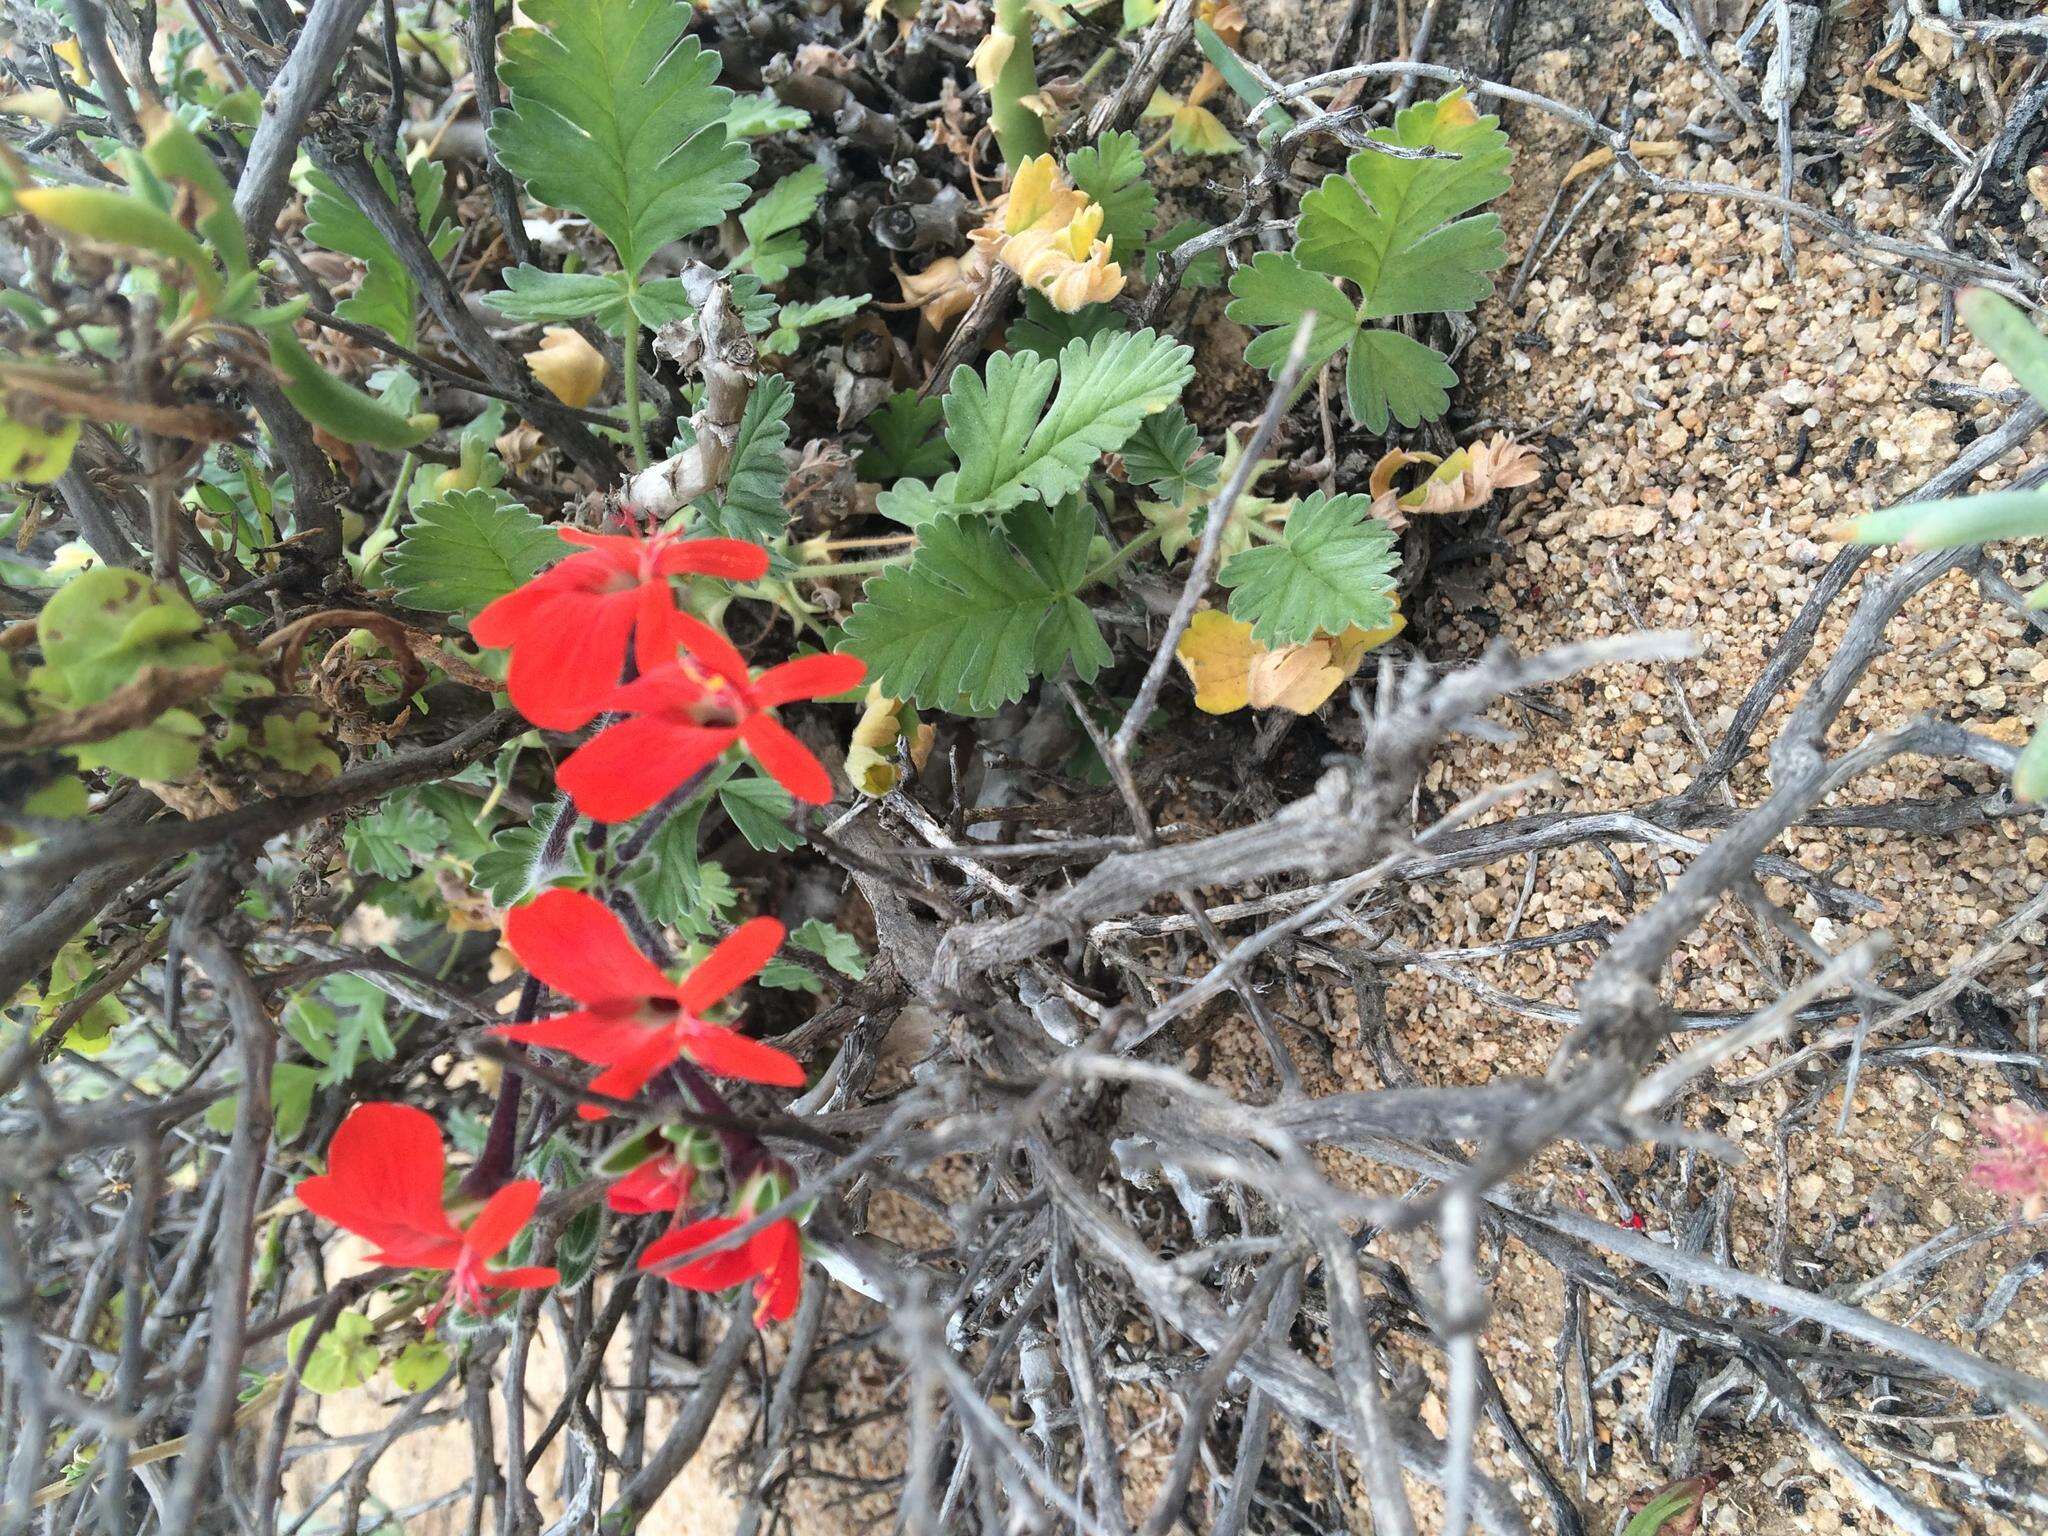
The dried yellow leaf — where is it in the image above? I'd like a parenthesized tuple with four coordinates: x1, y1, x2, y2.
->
(847, 685, 913, 796)
(1176, 609, 1406, 716)
(897, 246, 991, 331)
(1369, 433, 1542, 530)
(523, 326, 607, 408)
(971, 154, 1124, 312)
(970, 24, 1016, 91)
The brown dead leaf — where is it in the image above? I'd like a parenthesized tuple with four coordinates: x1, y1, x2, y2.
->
(1369, 434, 1543, 529)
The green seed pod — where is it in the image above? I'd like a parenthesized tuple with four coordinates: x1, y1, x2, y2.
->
(14, 187, 221, 304)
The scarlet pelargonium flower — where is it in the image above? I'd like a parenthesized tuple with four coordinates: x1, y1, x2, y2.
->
(496, 888, 800, 1119)
(607, 1150, 697, 1215)
(294, 1103, 558, 1317)
(1972, 1103, 2048, 1218)
(470, 528, 768, 730)
(557, 612, 866, 820)
(641, 1206, 804, 1326)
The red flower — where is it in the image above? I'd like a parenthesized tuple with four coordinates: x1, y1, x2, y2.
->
(608, 1151, 697, 1215)
(495, 888, 801, 1120)
(557, 612, 865, 821)
(641, 1212, 804, 1326)
(294, 1103, 558, 1317)
(470, 528, 768, 730)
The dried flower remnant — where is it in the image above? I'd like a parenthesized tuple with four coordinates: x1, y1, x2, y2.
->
(970, 154, 1124, 312)
(1972, 1102, 2048, 1218)
(523, 327, 608, 408)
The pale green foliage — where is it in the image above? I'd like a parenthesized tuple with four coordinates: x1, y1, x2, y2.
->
(762, 919, 869, 993)
(302, 159, 455, 348)
(1220, 493, 1398, 645)
(878, 330, 1195, 525)
(843, 501, 1110, 713)
(735, 166, 826, 284)
(1226, 91, 1512, 432)
(1120, 406, 1221, 501)
(489, 0, 752, 297)
(287, 1312, 380, 1395)
(384, 489, 566, 619)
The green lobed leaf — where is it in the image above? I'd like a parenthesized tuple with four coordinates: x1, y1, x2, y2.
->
(1296, 92, 1513, 319)
(1226, 253, 1359, 378)
(765, 293, 866, 355)
(842, 501, 1108, 713)
(857, 391, 950, 483)
(302, 159, 454, 348)
(384, 488, 566, 620)
(946, 328, 1196, 514)
(389, 1340, 452, 1393)
(736, 166, 826, 284)
(761, 919, 868, 993)
(1120, 406, 1221, 500)
(719, 773, 801, 852)
(697, 374, 792, 542)
(473, 800, 588, 908)
(489, 0, 754, 279)
(344, 795, 452, 880)
(1220, 492, 1399, 646)
(1067, 131, 1156, 257)
(1343, 328, 1459, 434)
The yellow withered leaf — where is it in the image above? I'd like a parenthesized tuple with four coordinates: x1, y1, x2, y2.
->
(970, 24, 1016, 91)
(523, 327, 607, 408)
(1368, 433, 1542, 530)
(1177, 609, 1406, 715)
(970, 154, 1124, 313)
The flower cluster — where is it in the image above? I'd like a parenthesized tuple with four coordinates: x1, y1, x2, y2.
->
(300, 522, 865, 1333)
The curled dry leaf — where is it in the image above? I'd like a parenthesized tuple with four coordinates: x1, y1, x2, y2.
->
(523, 327, 608, 409)
(969, 155, 1124, 313)
(846, 683, 934, 796)
(1368, 432, 1542, 530)
(897, 246, 992, 331)
(1175, 607, 1405, 716)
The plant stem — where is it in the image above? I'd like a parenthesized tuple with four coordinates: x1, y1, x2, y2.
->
(356, 452, 417, 580)
(1081, 522, 1166, 589)
(990, 0, 1051, 168)
(798, 550, 918, 579)
(621, 313, 651, 473)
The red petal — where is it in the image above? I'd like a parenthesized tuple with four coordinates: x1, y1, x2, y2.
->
(579, 1032, 683, 1121)
(643, 1217, 760, 1290)
(749, 653, 867, 710)
(675, 916, 784, 1014)
(295, 1104, 461, 1263)
(682, 1025, 806, 1087)
(663, 611, 752, 690)
(556, 529, 643, 569)
(503, 586, 639, 730)
(740, 714, 834, 804)
(654, 538, 770, 582)
(752, 1221, 804, 1323)
(606, 1159, 688, 1214)
(559, 716, 738, 823)
(503, 890, 674, 1006)
(493, 1010, 661, 1067)
(604, 663, 715, 717)
(482, 1264, 560, 1290)
(462, 1179, 542, 1261)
